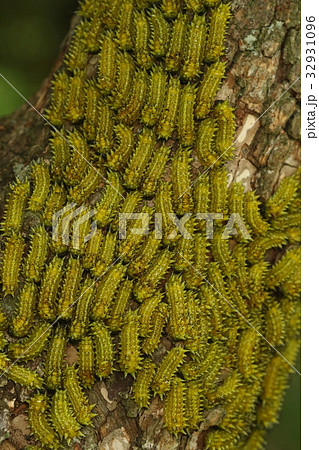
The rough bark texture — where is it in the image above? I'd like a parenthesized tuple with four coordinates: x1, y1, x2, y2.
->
(0, 0, 300, 449)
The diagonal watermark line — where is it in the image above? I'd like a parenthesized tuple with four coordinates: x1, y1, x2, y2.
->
(179, 76, 301, 199)
(0, 253, 125, 380)
(0, 72, 124, 199)
(177, 251, 301, 376)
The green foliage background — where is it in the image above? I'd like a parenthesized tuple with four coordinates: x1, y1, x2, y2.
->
(0, 1, 300, 448)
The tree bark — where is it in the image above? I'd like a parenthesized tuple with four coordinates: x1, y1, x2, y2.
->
(0, 0, 300, 449)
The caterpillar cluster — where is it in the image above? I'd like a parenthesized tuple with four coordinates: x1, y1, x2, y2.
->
(0, 0, 300, 448)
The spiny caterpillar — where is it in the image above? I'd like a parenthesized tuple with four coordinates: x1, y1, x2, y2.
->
(51, 390, 82, 442)
(205, 3, 231, 62)
(164, 376, 187, 435)
(91, 321, 114, 378)
(152, 346, 187, 397)
(166, 275, 188, 340)
(38, 256, 64, 321)
(119, 310, 141, 376)
(98, 32, 117, 93)
(181, 13, 206, 80)
(1, 180, 29, 234)
(8, 322, 52, 361)
(65, 366, 96, 425)
(157, 76, 181, 139)
(106, 124, 135, 171)
(24, 226, 49, 283)
(165, 13, 187, 72)
(133, 358, 156, 408)
(57, 257, 83, 320)
(70, 278, 95, 340)
(141, 66, 167, 127)
(11, 282, 38, 338)
(133, 10, 153, 69)
(195, 60, 226, 119)
(148, 7, 169, 57)
(44, 326, 67, 390)
(1, 231, 24, 296)
(141, 144, 171, 198)
(171, 148, 194, 215)
(28, 394, 60, 449)
(117, 69, 148, 125)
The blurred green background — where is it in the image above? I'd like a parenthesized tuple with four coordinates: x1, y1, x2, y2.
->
(0, 1, 301, 448)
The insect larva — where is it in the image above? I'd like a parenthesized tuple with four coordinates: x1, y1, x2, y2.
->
(134, 248, 172, 301)
(133, 358, 156, 408)
(181, 14, 206, 80)
(152, 346, 187, 397)
(210, 229, 237, 276)
(281, 262, 301, 298)
(154, 183, 178, 244)
(183, 233, 209, 288)
(69, 164, 101, 204)
(211, 101, 236, 157)
(227, 279, 249, 318)
(265, 303, 285, 346)
(228, 182, 245, 218)
(70, 278, 95, 340)
(98, 32, 117, 93)
(117, 69, 148, 125)
(28, 162, 51, 212)
(91, 230, 117, 278)
(193, 173, 210, 227)
(28, 394, 60, 449)
(171, 148, 194, 215)
(123, 128, 155, 189)
(82, 228, 103, 270)
(178, 84, 197, 146)
(43, 183, 66, 227)
(161, 0, 181, 19)
(208, 369, 241, 404)
(141, 66, 167, 127)
(266, 170, 300, 217)
(1, 232, 24, 296)
(103, 0, 121, 29)
(142, 302, 169, 355)
(95, 172, 123, 227)
(64, 71, 85, 123)
(44, 326, 67, 390)
(166, 275, 188, 340)
(195, 61, 226, 119)
(25, 227, 48, 283)
(157, 76, 181, 139)
(119, 226, 147, 263)
(184, 291, 203, 355)
(91, 321, 114, 378)
(65, 366, 96, 426)
(205, 430, 235, 450)
(205, 3, 231, 62)
(128, 231, 161, 277)
(108, 279, 133, 331)
(237, 328, 258, 379)
(271, 212, 301, 232)
(112, 190, 143, 232)
(199, 284, 224, 337)
(133, 10, 153, 69)
(209, 168, 228, 215)
(119, 310, 141, 377)
(92, 264, 127, 320)
(149, 7, 169, 57)
(267, 247, 301, 290)
(141, 145, 170, 198)
(11, 282, 37, 338)
(117, 0, 134, 50)
(64, 130, 90, 186)
(50, 129, 71, 180)
(110, 52, 134, 110)
(106, 124, 135, 171)
(1, 180, 29, 235)
(164, 377, 186, 436)
(83, 82, 99, 141)
(244, 191, 269, 236)
(195, 118, 219, 167)
(247, 232, 288, 264)
(56, 257, 82, 320)
(51, 390, 82, 441)
(8, 322, 52, 361)
(139, 293, 163, 337)
(78, 336, 95, 387)
(4, 362, 43, 389)
(174, 218, 195, 271)
(185, 381, 202, 431)
(95, 102, 114, 154)
(38, 256, 63, 321)
(239, 429, 267, 450)
(45, 72, 69, 126)
(65, 26, 89, 72)
(84, 9, 104, 52)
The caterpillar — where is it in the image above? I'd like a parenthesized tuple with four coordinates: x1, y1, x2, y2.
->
(123, 128, 155, 190)
(64, 70, 85, 123)
(28, 393, 60, 449)
(78, 335, 95, 388)
(267, 247, 301, 290)
(148, 7, 169, 57)
(133, 358, 156, 408)
(68, 163, 101, 204)
(8, 322, 52, 361)
(227, 279, 249, 318)
(134, 248, 172, 301)
(184, 291, 203, 356)
(127, 231, 161, 277)
(195, 117, 219, 167)
(205, 430, 236, 450)
(95, 172, 123, 227)
(207, 369, 241, 404)
(117, 69, 148, 125)
(209, 167, 228, 215)
(249, 261, 269, 307)
(210, 229, 237, 276)
(165, 13, 187, 72)
(44, 326, 67, 390)
(91, 321, 114, 378)
(139, 293, 163, 337)
(178, 84, 197, 146)
(205, 3, 231, 62)
(106, 124, 135, 171)
(199, 284, 225, 337)
(96, 102, 114, 154)
(142, 302, 169, 355)
(1, 231, 24, 296)
(161, 0, 181, 19)
(181, 14, 206, 80)
(110, 51, 134, 110)
(244, 191, 269, 236)
(92, 263, 127, 320)
(265, 303, 286, 347)
(25, 226, 49, 283)
(207, 263, 230, 305)
(228, 182, 245, 218)
(108, 279, 133, 331)
(82, 82, 99, 141)
(38, 256, 63, 321)
(183, 233, 209, 288)
(166, 275, 188, 340)
(70, 278, 95, 340)
(133, 10, 153, 69)
(1, 180, 29, 235)
(211, 101, 236, 158)
(50, 129, 71, 181)
(57, 257, 83, 320)
(117, 0, 134, 50)
(157, 76, 181, 139)
(112, 190, 143, 232)
(152, 346, 187, 397)
(65, 24, 89, 72)
(28, 162, 51, 212)
(84, 9, 104, 52)
(91, 230, 117, 278)
(82, 228, 103, 270)
(173, 217, 195, 271)
(266, 168, 300, 217)
(103, 0, 121, 29)
(43, 183, 66, 226)
(65, 366, 96, 426)
(119, 224, 148, 264)
(63, 130, 90, 186)
(185, 381, 202, 431)
(237, 328, 259, 379)
(247, 232, 288, 264)
(171, 148, 194, 215)
(195, 60, 226, 119)
(154, 183, 177, 244)
(1, 359, 43, 389)
(239, 428, 267, 450)
(193, 173, 210, 227)
(141, 66, 167, 128)
(45, 71, 69, 126)
(11, 282, 37, 338)
(119, 310, 141, 376)
(51, 390, 82, 442)
(141, 144, 170, 198)
(281, 262, 301, 298)
(98, 32, 117, 93)
(70, 207, 93, 256)
(163, 377, 186, 435)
